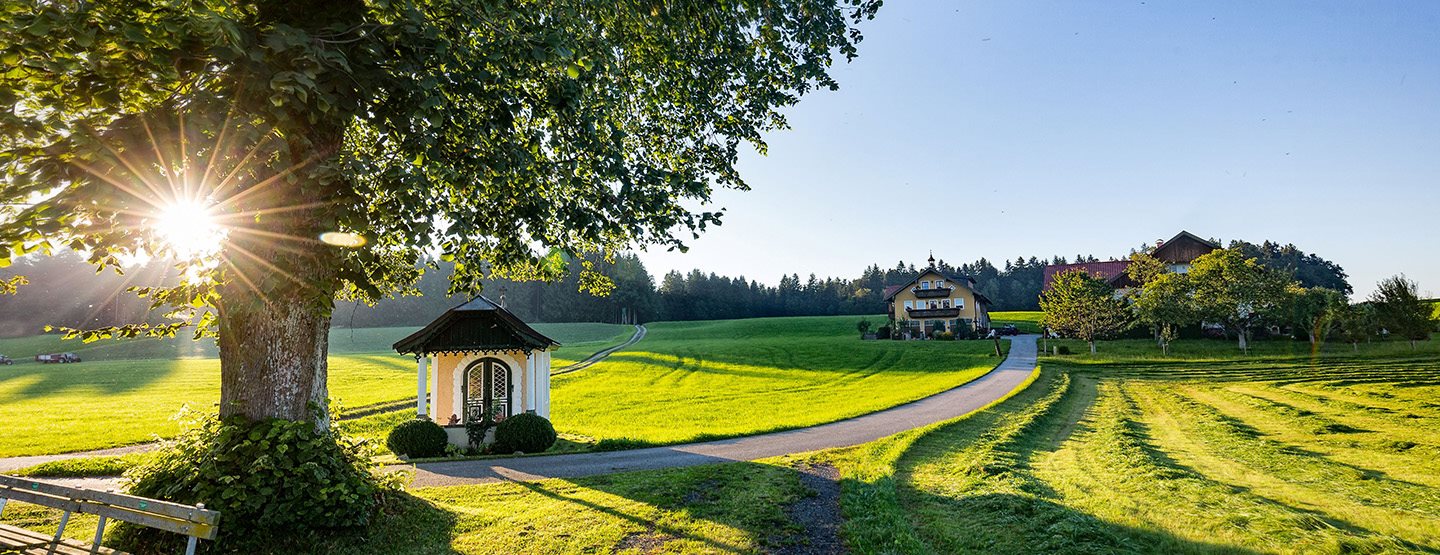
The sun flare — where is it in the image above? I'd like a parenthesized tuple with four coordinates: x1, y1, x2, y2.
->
(153, 199, 226, 259)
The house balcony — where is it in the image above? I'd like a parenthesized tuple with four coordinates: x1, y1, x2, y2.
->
(906, 307, 961, 319)
(912, 287, 952, 299)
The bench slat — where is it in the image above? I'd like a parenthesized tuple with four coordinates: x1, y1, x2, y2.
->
(0, 476, 217, 526)
(0, 486, 82, 513)
(0, 522, 54, 548)
(75, 501, 217, 541)
(0, 523, 122, 554)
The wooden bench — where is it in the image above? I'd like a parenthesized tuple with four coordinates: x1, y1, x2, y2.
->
(0, 475, 218, 555)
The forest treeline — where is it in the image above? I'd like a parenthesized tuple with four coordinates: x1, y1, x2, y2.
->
(0, 239, 1349, 335)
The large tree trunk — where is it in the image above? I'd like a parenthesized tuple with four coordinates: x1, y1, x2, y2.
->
(1237, 329, 1248, 353)
(217, 296, 333, 429)
(1089, 339, 1096, 354)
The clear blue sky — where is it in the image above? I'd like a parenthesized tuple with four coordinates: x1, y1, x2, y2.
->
(635, 1, 1440, 298)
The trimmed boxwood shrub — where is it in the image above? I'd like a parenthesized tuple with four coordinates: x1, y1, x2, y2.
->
(386, 418, 448, 458)
(493, 413, 557, 454)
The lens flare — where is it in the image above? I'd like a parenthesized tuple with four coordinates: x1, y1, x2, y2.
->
(154, 199, 225, 259)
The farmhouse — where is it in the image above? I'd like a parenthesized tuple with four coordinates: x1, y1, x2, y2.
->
(883, 254, 993, 336)
(394, 296, 558, 447)
(1041, 230, 1219, 292)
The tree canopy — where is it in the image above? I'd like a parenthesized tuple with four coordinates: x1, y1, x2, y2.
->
(1039, 269, 1132, 353)
(1, 0, 881, 423)
(0, 0, 881, 327)
(1370, 274, 1434, 348)
(1187, 248, 1295, 352)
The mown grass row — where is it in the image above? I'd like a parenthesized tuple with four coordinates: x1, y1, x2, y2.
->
(1129, 382, 1440, 550)
(1040, 381, 1416, 553)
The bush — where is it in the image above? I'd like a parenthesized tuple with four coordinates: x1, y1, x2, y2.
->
(935, 331, 955, 340)
(387, 418, 449, 458)
(1057, 345, 1072, 355)
(492, 413, 558, 454)
(876, 325, 891, 339)
(117, 412, 399, 553)
(954, 325, 977, 340)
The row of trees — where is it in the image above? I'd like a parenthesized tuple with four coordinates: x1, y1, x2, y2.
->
(0, 252, 1090, 333)
(1041, 248, 1434, 354)
(0, 242, 1358, 334)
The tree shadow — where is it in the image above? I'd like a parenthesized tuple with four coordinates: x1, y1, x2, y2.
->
(0, 357, 192, 398)
(895, 490, 1267, 554)
(417, 459, 836, 554)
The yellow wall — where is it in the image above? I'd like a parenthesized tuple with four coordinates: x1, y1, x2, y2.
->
(889, 270, 984, 324)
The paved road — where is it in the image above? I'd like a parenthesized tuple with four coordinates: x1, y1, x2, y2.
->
(407, 335, 1039, 488)
(551, 324, 647, 375)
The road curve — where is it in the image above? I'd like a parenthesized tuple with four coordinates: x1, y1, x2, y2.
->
(406, 335, 1039, 488)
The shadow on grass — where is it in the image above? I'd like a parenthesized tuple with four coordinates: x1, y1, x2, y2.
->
(0, 357, 190, 398)
(412, 460, 831, 554)
(905, 490, 1267, 554)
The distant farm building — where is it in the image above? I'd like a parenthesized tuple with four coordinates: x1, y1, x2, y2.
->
(1042, 230, 1219, 293)
(884, 254, 993, 337)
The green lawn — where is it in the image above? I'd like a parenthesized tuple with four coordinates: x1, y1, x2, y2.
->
(836, 341, 1440, 553)
(549, 315, 1002, 446)
(0, 316, 999, 458)
(11, 335, 1439, 553)
(989, 310, 1043, 333)
(0, 323, 633, 457)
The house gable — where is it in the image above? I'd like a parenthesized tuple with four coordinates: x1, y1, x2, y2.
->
(1152, 230, 1219, 265)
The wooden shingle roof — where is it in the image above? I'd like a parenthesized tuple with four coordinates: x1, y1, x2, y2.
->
(393, 296, 559, 356)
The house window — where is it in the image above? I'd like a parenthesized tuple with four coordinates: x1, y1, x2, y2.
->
(929, 300, 938, 309)
(903, 300, 913, 310)
(955, 298, 965, 310)
(936, 280, 945, 289)
(942, 300, 951, 308)
(919, 281, 930, 290)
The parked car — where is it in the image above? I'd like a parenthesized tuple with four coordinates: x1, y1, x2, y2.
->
(0, 354, 12, 365)
(996, 324, 1021, 336)
(35, 352, 81, 364)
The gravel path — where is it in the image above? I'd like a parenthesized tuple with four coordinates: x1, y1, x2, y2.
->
(405, 335, 1039, 488)
(0, 444, 156, 474)
(550, 324, 647, 375)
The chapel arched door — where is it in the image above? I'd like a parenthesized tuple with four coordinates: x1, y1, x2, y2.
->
(463, 358, 511, 424)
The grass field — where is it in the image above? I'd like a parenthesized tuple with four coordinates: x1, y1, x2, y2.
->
(841, 340, 1440, 553)
(0, 315, 1000, 458)
(0, 323, 632, 457)
(990, 310, 1043, 333)
(550, 315, 1002, 446)
(8, 335, 1439, 553)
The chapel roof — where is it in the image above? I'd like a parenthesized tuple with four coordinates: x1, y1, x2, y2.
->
(393, 296, 559, 356)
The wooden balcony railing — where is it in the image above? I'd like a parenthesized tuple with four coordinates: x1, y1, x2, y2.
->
(912, 287, 952, 299)
(906, 307, 961, 319)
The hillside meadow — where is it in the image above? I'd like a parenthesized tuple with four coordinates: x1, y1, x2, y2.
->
(0, 323, 634, 457)
(7, 331, 1440, 553)
(0, 315, 1002, 458)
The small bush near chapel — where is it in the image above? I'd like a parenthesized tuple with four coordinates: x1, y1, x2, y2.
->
(493, 413, 558, 454)
(387, 418, 449, 458)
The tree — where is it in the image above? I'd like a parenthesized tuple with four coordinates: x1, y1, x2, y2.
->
(1369, 274, 1434, 349)
(1187, 248, 1293, 353)
(1, 0, 877, 421)
(1335, 302, 1378, 352)
(1231, 240, 1351, 294)
(1124, 252, 1168, 288)
(1279, 285, 1345, 346)
(0, 0, 880, 543)
(1039, 269, 1132, 354)
(856, 318, 872, 337)
(1131, 272, 1194, 354)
